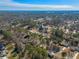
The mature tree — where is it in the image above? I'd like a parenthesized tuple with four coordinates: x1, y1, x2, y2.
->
(50, 28, 64, 43)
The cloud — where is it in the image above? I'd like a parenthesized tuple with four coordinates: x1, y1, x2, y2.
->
(0, 0, 11, 2)
(0, 0, 78, 10)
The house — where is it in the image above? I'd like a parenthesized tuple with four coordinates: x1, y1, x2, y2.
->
(48, 51, 55, 58)
(62, 47, 70, 52)
(73, 30, 77, 34)
(0, 43, 7, 58)
(0, 43, 4, 51)
(52, 45, 60, 53)
(0, 34, 4, 40)
(65, 29, 69, 33)
(29, 28, 41, 34)
(48, 44, 60, 53)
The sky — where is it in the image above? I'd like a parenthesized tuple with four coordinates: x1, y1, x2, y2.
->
(0, 0, 79, 10)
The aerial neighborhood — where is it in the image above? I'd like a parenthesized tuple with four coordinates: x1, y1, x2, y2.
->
(0, 11, 79, 59)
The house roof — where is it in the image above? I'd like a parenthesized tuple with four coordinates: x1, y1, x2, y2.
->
(0, 43, 4, 51)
